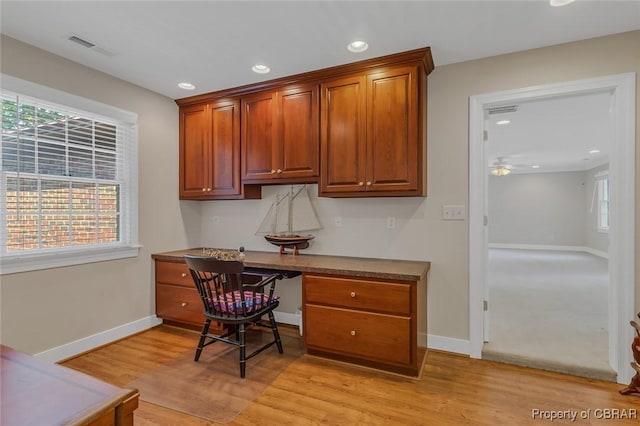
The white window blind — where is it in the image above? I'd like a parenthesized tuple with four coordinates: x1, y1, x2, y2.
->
(1, 78, 139, 274)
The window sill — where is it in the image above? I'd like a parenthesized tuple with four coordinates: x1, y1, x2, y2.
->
(0, 245, 142, 275)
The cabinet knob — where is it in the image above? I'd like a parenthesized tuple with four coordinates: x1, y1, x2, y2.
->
(181, 302, 188, 307)
(358, 182, 364, 186)
(277, 169, 282, 174)
(201, 188, 206, 192)
(350, 291, 356, 298)
(181, 272, 187, 277)
(271, 169, 276, 174)
(350, 330, 356, 336)
(366, 181, 372, 186)
(207, 188, 211, 191)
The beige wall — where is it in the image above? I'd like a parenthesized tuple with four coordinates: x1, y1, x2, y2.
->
(0, 35, 201, 353)
(1, 30, 638, 355)
(427, 30, 639, 339)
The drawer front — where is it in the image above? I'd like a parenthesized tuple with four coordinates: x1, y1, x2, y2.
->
(156, 284, 204, 325)
(304, 304, 411, 365)
(304, 274, 411, 315)
(156, 261, 193, 287)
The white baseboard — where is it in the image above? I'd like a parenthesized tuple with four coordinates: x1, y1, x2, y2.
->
(582, 247, 609, 259)
(32, 309, 471, 361)
(489, 243, 608, 259)
(35, 315, 163, 363)
(426, 334, 470, 355)
(274, 311, 301, 327)
(276, 313, 471, 355)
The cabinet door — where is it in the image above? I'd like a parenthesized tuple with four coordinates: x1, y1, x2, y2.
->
(279, 85, 319, 180)
(319, 75, 367, 195)
(179, 104, 209, 198)
(241, 91, 278, 181)
(366, 66, 420, 193)
(208, 99, 241, 197)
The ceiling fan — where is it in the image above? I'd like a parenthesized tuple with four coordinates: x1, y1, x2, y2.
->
(489, 157, 513, 176)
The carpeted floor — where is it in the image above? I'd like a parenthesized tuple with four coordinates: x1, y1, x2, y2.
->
(482, 248, 616, 382)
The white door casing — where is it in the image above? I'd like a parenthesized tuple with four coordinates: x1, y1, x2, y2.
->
(469, 73, 636, 384)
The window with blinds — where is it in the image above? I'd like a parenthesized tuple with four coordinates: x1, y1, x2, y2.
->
(596, 172, 610, 232)
(1, 84, 138, 273)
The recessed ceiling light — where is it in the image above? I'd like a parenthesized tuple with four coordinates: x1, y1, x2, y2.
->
(252, 64, 270, 74)
(531, 165, 540, 169)
(550, 0, 576, 6)
(589, 149, 600, 154)
(178, 82, 195, 90)
(496, 120, 511, 125)
(347, 40, 368, 53)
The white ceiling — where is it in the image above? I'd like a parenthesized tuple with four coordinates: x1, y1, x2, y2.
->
(1, 1, 637, 173)
(486, 90, 613, 174)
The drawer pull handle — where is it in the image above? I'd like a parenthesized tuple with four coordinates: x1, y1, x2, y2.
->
(350, 291, 356, 298)
(350, 330, 356, 336)
(181, 273, 187, 277)
(181, 302, 187, 307)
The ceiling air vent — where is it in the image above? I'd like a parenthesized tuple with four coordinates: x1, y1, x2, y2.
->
(487, 105, 519, 115)
(67, 34, 115, 57)
(68, 35, 96, 49)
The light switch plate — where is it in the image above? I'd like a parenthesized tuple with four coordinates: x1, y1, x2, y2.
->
(442, 205, 465, 221)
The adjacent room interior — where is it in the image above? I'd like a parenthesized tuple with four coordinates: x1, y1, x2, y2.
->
(480, 92, 615, 381)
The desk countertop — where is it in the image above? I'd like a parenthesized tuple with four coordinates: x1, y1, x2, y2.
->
(152, 248, 430, 282)
(1, 345, 138, 426)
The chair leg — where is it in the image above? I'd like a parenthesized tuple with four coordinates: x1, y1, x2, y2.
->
(269, 310, 284, 354)
(239, 323, 246, 378)
(194, 319, 211, 362)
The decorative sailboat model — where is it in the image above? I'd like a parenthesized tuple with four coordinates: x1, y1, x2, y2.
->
(256, 185, 321, 255)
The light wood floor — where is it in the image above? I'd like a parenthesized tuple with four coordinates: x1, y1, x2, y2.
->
(62, 325, 639, 425)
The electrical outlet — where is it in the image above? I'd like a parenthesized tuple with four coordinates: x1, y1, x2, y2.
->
(334, 216, 342, 227)
(442, 205, 465, 221)
(212, 216, 220, 225)
(386, 216, 396, 229)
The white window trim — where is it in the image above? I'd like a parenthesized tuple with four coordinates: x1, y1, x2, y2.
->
(1, 74, 140, 275)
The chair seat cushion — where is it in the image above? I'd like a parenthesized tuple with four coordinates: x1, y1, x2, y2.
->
(212, 291, 279, 314)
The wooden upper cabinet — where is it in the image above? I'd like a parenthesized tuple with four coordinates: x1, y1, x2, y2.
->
(179, 103, 209, 198)
(320, 65, 426, 197)
(241, 91, 276, 181)
(179, 99, 256, 199)
(242, 84, 319, 183)
(320, 75, 367, 193)
(366, 66, 420, 193)
(176, 47, 433, 199)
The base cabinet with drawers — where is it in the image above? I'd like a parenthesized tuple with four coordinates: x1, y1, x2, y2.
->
(155, 260, 223, 333)
(303, 273, 421, 376)
(152, 249, 430, 377)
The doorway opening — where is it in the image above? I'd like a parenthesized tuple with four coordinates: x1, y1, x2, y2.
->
(469, 74, 636, 384)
